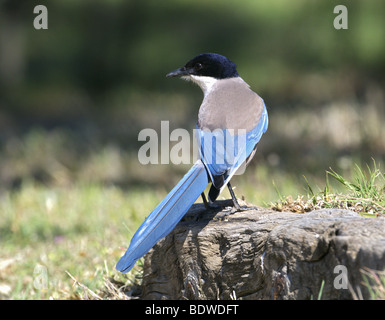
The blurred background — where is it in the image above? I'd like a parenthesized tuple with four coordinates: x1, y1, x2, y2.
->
(1, 0, 384, 201)
(1, 0, 385, 299)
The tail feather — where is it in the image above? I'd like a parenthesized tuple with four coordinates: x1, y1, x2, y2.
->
(116, 160, 209, 273)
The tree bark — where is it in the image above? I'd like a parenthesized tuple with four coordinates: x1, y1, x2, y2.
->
(141, 202, 385, 300)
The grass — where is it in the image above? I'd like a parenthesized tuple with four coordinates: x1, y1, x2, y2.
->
(0, 162, 301, 299)
(271, 159, 385, 217)
(310, 280, 325, 300)
(0, 182, 155, 299)
(0, 127, 384, 299)
(360, 267, 385, 300)
(1, 161, 384, 299)
(1, 0, 384, 298)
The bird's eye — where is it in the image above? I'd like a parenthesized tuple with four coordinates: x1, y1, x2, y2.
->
(194, 63, 203, 71)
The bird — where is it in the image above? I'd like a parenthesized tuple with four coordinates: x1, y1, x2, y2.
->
(116, 53, 268, 273)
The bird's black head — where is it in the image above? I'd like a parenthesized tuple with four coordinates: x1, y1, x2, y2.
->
(166, 53, 239, 80)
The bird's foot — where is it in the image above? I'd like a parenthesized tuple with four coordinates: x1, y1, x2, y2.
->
(215, 204, 258, 220)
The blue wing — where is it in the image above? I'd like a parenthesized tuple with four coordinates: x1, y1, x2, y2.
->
(197, 101, 268, 193)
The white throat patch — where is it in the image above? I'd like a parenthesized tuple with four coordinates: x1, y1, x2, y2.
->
(182, 75, 218, 97)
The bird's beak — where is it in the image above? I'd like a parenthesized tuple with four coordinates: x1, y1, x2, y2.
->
(166, 67, 192, 78)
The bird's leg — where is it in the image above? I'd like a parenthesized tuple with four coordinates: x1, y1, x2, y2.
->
(201, 192, 210, 210)
(197, 192, 221, 221)
(227, 182, 242, 210)
(201, 192, 221, 210)
(226, 182, 258, 214)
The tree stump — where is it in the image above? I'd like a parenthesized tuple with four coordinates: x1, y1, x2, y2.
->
(141, 201, 385, 300)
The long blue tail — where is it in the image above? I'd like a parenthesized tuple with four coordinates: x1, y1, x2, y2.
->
(116, 160, 209, 273)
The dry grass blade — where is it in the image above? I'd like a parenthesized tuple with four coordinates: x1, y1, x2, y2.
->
(66, 271, 103, 300)
(100, 277, 133, 300)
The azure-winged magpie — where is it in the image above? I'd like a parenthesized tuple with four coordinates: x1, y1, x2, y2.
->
(116, 53, 268, 273)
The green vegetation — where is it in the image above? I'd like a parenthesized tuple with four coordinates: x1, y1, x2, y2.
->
(1, 1, 384, 299)
(0, 181, 151, 299)
(0, 132, 384, 299)
(273, 159, 385, 217)
(361, 268, 385, 300)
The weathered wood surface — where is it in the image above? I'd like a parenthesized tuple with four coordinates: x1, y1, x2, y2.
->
(141, 201, 385, 300)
